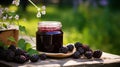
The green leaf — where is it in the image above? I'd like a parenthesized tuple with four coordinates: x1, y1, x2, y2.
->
(19, 25, 27, 33)
(17, 38, 38, 55)
(27, 48, 39, 55)
(3, 23, 7, 28)
(8, 36, 16, 42)
(25, 43, 32, 51)
(17, 39, 26, 50)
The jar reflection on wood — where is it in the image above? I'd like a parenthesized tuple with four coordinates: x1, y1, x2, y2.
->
(36, 21, 63, 53)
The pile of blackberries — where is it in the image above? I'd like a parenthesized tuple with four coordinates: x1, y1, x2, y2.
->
(73, 42, 102, 59)
(59, 42, 102, 59)
(0, 42, 102, 64)
(0, 45, 47, 64)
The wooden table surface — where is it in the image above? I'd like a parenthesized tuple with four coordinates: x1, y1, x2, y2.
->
(0, 36, 120, 67)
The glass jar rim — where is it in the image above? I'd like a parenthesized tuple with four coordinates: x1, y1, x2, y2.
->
(38, 21, 62, 28)
(38, 21, 62, 32)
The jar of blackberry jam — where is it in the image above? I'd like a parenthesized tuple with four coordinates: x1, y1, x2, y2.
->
(36, 21, 63, 53)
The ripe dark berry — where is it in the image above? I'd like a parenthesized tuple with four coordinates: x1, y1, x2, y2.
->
(8, 45, 16, 52)
(59, 47, 68, 53)
(84, 51, 93, 59)
(72, 51, 81, 59)
(5, 49, 15, 62)
(82, 45, 90, 52)
(14, 55, 26, 64)
(93, 50, 102, 58)
(0, 46, 5, 60)
(0, 46, 4, 51)
(15, 48, 26, 56)
(0, 50, 7, 60)
(40, 54, 47, 60)
(67, 44, 74, 52)
(74, 42, 83, 49)
(77, 47, 85, 55)
(23, 53, 30, 61)
(30, 54, 39, 62)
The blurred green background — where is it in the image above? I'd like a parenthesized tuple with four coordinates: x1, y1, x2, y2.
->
(0, 0, 120, 55)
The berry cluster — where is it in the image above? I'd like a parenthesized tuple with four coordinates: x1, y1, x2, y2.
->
(73, 42, 102, 59)
(0, 42, 102, 64)
(58, 42, 102, 59)
(0, 45, 47, 64)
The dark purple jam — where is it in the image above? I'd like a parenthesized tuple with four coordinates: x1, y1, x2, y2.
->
(36, 22, 63, 53)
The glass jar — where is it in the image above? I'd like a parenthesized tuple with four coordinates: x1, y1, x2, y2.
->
(36, 21, 63, 53)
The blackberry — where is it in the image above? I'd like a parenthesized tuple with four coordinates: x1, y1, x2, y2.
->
(59, 47, 68, 53)
(5, 49, 15, 62)
(0, 46, 4, 51)
(30, 54, 39, 62)
(77, 47, 85, 55)
(0, 50, 6, 60)
(8, 45, 16, 52)
(40, 54, 47, 60)
(0, 46, 4, 59)
(72, 51, 81, 59)
(67, 44, 74, 52)
(93, 50, 102, 58)
(82, 45, 90, 52)
(84, 51, 93, 59)
(14, 55, 26, 64)
(74, 42, 83, 49)
(23, 53, 30, 61)
(15, 48, 26, 56)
